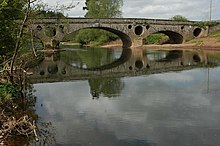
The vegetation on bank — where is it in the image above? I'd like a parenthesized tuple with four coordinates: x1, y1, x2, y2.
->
(195, 21, 220, 29)
(210, 29, 220, 38)
(0, 0, 72, 144)
(144, 33, 169, 45)
(187, 27, 220, 46)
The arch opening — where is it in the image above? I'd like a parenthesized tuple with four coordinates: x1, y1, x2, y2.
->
(159, 31, 184, 44)
(47, 63, 58, 74)
(146, 25, 150, 30)
(45, 26, 56, 37)
(193, 28, 202, 37)
(135, 60, 144, 69)
(128, 25, 133, 29)
(63, 27, 132, 48)
(135, 25, 144, 36)
(144, 31, 183, 45)
(37, 25, 42, 31)
(193, 54, 201, 62)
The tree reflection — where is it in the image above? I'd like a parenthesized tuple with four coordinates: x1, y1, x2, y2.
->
(60, 47, 117, 69)
(89, 77, 124, 99)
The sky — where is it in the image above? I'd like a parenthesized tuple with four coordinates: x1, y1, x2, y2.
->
(41, 0, 220, 21)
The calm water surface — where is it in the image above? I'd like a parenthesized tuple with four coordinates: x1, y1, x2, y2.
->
(33, 47, 220, 146)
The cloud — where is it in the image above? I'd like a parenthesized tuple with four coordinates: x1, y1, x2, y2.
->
(122, 0, 212, 20)
(40, 0, 220, 20)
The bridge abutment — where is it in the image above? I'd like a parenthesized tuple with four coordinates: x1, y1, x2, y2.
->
(43, 39, 60, 50)
(132, 37, 145, 47)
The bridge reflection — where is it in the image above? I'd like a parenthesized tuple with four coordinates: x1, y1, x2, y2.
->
(29, 48, 220, 84)
(29, 48, 220, 98)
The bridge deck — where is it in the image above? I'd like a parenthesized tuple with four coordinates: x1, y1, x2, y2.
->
(27, 17, 197, 25)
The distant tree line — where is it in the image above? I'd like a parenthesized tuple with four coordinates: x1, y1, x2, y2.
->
(170, 15, 189, 21)
(33, 10, 65, 18)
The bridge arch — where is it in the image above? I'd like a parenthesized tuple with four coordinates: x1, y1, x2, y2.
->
(66, 26, 132, 48)
(154, 31, 184, 44)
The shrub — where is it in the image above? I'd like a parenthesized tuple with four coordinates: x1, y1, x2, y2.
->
(0, 83, 20, 102)
(170, 15, 189, 21)
(75, 29, 118, 46)
(144, 33, 168, 44)
(196, 21, 220, 29)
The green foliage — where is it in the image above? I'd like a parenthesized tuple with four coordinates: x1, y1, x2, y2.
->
(0, 0, 26, 63)
(60, 47, 112, 69)
(89, 77, 124, 98)
(209, 29, 220, 40)
(75, 29, 118, 46)
(0, 0, 8, 9)
(196, 21, 220, 29)
(84, 0, 123, 18)
(170, 15, 189, 21)
(74, 0, 123, 45)
(32, 10, 65, 18)
(210, 29, 220, 35)
(0, 83, 20, 102)
(144, 33, 168, 45)
(76, 47, 111, 68)
(208, 52, 220, 61)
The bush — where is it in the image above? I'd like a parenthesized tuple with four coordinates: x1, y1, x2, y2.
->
(0, 83, 20, 102)
(170, 15, 189, 21)
(196, 21, 220, 29)
(75, 29, 118, 46)
(144, 33, 168, 44)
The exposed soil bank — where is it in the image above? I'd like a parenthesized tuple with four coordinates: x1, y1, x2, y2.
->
(101, 35, 220, 50)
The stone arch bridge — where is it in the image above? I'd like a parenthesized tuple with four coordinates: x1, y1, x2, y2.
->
(26, 18, 208, 49)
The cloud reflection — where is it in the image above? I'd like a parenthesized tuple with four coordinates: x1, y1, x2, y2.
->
(34, 67, 220, 145)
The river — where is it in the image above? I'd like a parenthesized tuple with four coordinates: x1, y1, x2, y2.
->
(31, 46, 220, 146)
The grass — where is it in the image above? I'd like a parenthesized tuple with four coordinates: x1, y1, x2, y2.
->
(210, 29, 220, 38)
(189, 40, 203, 45)
(208, 53, 220, 61)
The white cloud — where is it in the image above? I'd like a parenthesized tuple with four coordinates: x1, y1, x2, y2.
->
(40, 0, 220, 20)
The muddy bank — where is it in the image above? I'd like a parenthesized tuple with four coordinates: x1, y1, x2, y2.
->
(101, 37, 220, 50)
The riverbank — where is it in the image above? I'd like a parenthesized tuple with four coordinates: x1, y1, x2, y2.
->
(101, 37, 220, 50)
(101, 29, 220, 50)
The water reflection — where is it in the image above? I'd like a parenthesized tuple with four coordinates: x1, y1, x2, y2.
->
(29, 48, 219, 84)
(32, 47, 220, 146)
(89, 77, 124, 99)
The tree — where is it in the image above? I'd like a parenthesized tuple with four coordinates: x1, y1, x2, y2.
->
(0, 0, 26, 62)
(170, 15, 189, 21)
(75, 0, 123, 45)
(84, 0, 123, 18)
(89, 77, 124, 98)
